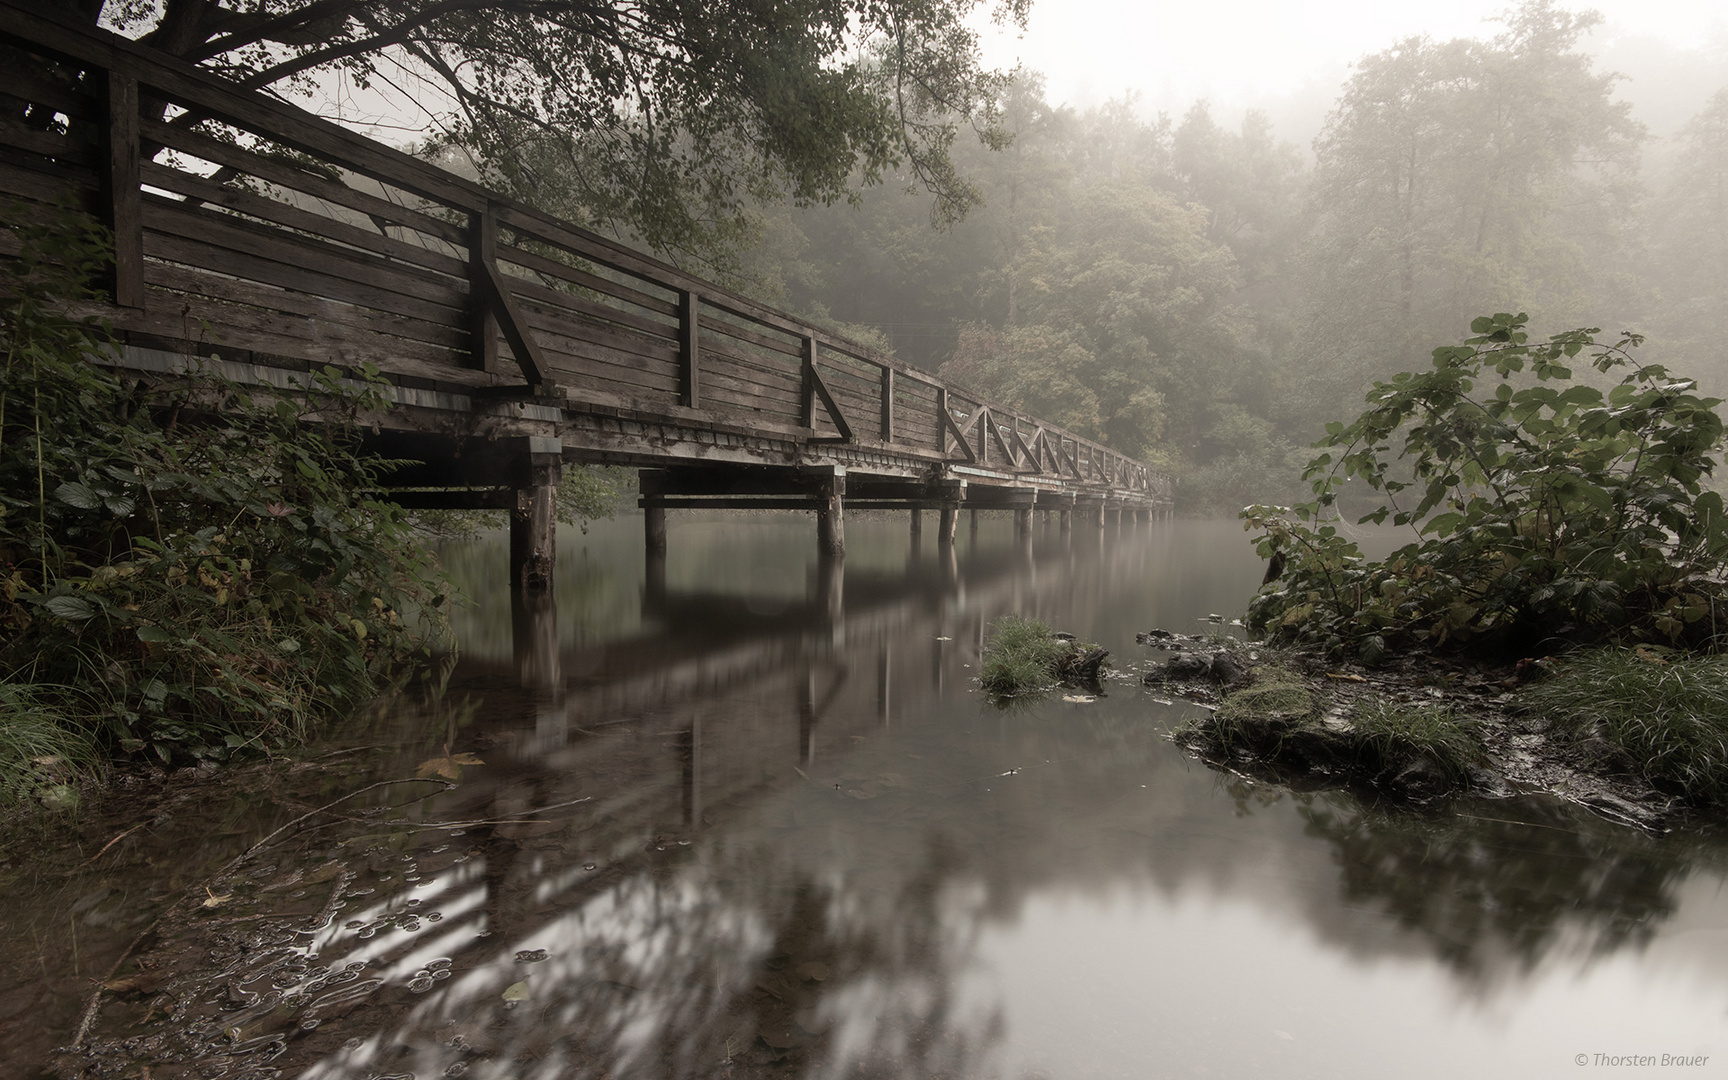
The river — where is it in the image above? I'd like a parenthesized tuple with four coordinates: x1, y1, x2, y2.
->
(7, 513, 1728, 1079)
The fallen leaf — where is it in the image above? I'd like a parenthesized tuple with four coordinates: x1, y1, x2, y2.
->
(1061, 694, 1096, 704)
(416, 753, 484, 781)
(201, 888, 233, 909)
(501, 981, 530, 1001)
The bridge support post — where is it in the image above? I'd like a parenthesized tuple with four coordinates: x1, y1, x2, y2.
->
(938, 504, 959, 548)
(1060, 507, 1072, 533)
(1013, 506, 1033, 540)
(909, 507, 922, 542)
(807, 465, 845, 557)
(644, 502, 667, 556)
(510, 439, 561, 595)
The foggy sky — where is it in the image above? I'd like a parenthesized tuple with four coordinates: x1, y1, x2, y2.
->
(976, 0, 1726, 114)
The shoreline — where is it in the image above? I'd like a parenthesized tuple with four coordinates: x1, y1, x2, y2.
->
(1143, 633, 1682, 832)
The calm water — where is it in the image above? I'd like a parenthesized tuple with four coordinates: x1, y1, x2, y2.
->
(8, 514, 1728, 1079)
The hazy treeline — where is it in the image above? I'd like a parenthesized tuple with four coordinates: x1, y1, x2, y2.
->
(722, 0, 1727, 512)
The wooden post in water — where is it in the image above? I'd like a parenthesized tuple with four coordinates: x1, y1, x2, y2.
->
(909, 507, 922, 542)
(644, 501, 668, 555)
(1013, 506, 1033, 540)
(938, 504, 959, 548)
(510, 437, 561, 594)
(809, 465, 846, 557)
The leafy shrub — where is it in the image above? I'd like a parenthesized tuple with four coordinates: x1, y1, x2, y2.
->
(1523, 648, 1728, 803)
(0, 205, 447, 783)
(1245, 313, 1728, 659)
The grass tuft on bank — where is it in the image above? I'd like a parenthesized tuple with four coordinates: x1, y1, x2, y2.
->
(979, 616, 1107, 696)
(1182, 663, 1485, 799)
(1350, 700, 1485, 788)
(1522, 648, 1728, 804)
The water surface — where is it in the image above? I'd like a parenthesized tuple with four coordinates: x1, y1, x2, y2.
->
(9, 514, 1728, 1080)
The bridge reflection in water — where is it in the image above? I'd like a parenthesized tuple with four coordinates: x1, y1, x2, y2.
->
(58, 517, 1728, 1080)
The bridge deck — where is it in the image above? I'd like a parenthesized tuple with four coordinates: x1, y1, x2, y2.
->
(0, 4, 1173, 588)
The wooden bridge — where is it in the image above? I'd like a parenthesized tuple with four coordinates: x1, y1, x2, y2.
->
(0, 4, 1174, 592)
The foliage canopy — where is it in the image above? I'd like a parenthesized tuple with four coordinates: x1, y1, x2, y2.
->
(1245, 313, 1728, 660)
(73, 0, 1026, 256)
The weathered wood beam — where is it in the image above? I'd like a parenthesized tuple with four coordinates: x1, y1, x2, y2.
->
(472, 214, 550, 388)
(937, 400, 978, 464)
(679, 288, 700, 407)
(880, 366, 894, 443)
(468, 206, 500, 374)
(103, 67, 143, 309)
(800, 337, 853, 443)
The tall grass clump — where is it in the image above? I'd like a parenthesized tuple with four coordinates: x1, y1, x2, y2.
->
(0, 204, 448, 797)
(1522, 648, 1728, 803)
(979, 616, 1082, 696)
(1350, 700, 1486, 787)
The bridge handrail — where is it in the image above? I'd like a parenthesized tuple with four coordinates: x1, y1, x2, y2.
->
(0, 2, 1171, 498)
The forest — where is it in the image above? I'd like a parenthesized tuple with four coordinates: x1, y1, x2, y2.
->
(693, 0, 1728, 513)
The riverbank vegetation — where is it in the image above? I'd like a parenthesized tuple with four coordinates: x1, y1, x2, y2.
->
(979, 616, 1108, 696)
(1209, 311, 1728, 810)
(0, 209, 448, 806)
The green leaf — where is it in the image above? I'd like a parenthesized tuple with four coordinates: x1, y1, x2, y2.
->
(44, 595, 97, 621)
(54, 481, 102, 510)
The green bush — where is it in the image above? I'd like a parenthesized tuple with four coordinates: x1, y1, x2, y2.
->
(1245, 313, 1728, 660)
(0, 205, 447, 790)
(1523, 648, 1728, 803)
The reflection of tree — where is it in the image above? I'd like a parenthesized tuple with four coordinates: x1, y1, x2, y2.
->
(1295, 796, 1695, 981)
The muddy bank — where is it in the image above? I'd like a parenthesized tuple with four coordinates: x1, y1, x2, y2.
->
(1140, 633, 1674, 831)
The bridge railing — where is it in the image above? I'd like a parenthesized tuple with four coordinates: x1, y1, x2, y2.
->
(0, 3, 1169, 499)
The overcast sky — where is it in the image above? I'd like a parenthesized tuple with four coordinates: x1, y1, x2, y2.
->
(975, 0, 1727, 114)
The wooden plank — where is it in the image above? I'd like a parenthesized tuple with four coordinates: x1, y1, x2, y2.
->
(139, 119, 469, 246)
(143, 195, 470, 315)
(880, 367, 894, 442)
(531, 327, 680, 385)
(0, 153, 97, 203)
(697, 340, 805, 401)
(142, 261, 469, 358)
(512, 297, 680, 366)
(112, 299, 494, 387)
(105, 71, 142, 309)
(0, 65, 100, 120)
(680, 288, 699, 408)
(140, 161, 468, 278)
(0, 115, 96, 164)
(143, 220, 469, 328)
(699, 310, 803, 357)
(495, 241, 678, 317)
(698, 336, 804, 386)
(539, 346, 681, 397)
(500, 273, 676, 345)
(698, 326, 803, 378)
